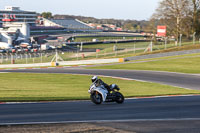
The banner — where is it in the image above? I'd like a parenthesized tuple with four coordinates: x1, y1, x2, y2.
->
(157, 26, 166, 37)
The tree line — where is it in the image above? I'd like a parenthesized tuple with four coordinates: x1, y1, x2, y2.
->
(150, 0, 200, 40)
(40, 0, 200, 40)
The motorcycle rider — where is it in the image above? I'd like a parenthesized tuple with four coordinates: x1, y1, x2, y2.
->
(91, 76, 111, 91)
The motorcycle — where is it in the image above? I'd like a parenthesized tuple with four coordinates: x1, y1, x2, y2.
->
(88, 83, 124, 104)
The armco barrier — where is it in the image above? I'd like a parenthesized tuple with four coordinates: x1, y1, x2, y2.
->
(118, 58, 124, 62)
(0, 58, 124, 69)
(51, 62, 59, 66)
(59, 58, 120, 66)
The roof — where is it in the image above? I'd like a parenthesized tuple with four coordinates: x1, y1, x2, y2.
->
(49, 19, 93, 29)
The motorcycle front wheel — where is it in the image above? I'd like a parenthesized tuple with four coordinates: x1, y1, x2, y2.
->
(115, 92, 124, 104)
(90, 92, 102, 105)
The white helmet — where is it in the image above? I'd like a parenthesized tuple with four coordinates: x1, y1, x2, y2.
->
(91, 76, 98, 83)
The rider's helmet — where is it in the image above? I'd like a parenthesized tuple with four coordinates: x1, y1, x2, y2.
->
(91, 76, 98, 83)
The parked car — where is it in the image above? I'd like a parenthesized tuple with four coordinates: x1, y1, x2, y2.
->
(0, 49, 6, 53)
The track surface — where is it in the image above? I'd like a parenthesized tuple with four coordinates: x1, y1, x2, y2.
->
(1, 68, 200, 132)
(1, 96, 200, 125)
(1, 68, 200, 90)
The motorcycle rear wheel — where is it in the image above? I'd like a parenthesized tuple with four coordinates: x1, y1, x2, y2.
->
(115, 92, 124, 104)
(90, 92, 102, 105)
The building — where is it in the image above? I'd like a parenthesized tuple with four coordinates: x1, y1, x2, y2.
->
(41, 18, 95, 31)
(0, 6, 37, 27)
(0, 22, 30, 47)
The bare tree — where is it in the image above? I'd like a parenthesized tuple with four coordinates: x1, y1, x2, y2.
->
(153, 0, 190, 40)
(191, 0, 200, 34)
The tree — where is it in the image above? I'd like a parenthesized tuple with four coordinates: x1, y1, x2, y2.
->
(153, 0, 191, 40)
(41, 12, 53, 19)
(123, 23, 135, 31)
(191, 0, 200, 34)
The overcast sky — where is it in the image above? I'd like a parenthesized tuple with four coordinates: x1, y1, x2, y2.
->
(0, 0, 160, 20)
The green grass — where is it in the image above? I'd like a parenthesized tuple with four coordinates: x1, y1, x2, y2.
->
(80, 42, 200, 60)
(130, 53, 200, 62)
(0, 73, 199, 102)
(1, 42, 199, 65)
(89, 53, 200, 74)
(149, 44, 200, 55)
(77, 44, 200, 61)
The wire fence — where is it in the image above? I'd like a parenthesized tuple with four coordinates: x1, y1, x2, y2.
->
(0, 52, 55, 64)
(70, 40, 200, 61)
(0, 39, 200, 64)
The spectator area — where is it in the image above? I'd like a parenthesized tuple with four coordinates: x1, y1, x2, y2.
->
(43, 18, 93, 30)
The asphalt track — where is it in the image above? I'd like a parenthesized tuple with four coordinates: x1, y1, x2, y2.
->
(1, 68, 200, 90)
(0, 96, 200, 124)
(1, 68, 200, 132)
(1, 96, 200, 132)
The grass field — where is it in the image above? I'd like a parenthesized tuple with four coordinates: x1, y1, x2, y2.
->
(1, 41, 200, 65)
(79, 42, 200, 60)
(90, 53, 200, 74)
(0, 73, 199, 102)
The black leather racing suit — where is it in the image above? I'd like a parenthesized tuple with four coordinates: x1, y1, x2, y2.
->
(94, 79, 110, 91)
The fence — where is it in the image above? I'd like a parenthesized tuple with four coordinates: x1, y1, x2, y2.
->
(0, 52, 55, 64)
(0, 39, 200, 65)
(71, 40, 200, 61)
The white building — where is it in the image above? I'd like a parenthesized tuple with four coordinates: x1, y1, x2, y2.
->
(0, 6, 37, 26)
(0, 22, 31, 49)
(41, 18, 93, 30)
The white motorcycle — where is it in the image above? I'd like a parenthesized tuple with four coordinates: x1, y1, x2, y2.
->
(88, 83, 124, 104)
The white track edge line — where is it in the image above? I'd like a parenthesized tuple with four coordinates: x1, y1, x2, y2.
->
(1, 118, 200, 126)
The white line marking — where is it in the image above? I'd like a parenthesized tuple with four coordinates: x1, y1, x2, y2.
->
(1, 95, 199, 105)
(0, 72, 9, 73)
(1, 118, 200, 125)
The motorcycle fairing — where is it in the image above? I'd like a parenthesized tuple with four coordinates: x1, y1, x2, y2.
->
(92, 86, 108, 102)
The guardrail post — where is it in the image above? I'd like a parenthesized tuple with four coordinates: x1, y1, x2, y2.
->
(165, 37, 167, 49)
(20, 54, 22, 60)
(10, 53, 12, 64)
(33, 53, 35, 63)
(77, 45, 79, 60)
(26, 54, 28, 64)
(193, 32, 196, 45)
(0, 53, 3, 64)
(6, 53, 8, 61)
(41, 53, 43, 63)
(15, 53, 17, 61)
(179, 34, 182, 46)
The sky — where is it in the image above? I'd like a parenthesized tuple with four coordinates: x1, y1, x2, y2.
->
(0, 0, 160, 20)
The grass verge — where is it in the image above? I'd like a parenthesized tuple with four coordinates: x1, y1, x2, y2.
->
(89, 53, 200, 74)
(0, 73, 199, 102)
